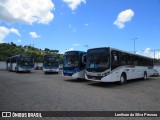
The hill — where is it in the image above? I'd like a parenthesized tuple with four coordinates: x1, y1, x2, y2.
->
(0, 42, 64, 63)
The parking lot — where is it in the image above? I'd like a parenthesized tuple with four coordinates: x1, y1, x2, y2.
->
(0, 70, 160, 117)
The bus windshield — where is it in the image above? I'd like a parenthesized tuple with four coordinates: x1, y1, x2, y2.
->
(64, 52, 79, 69)
(20, 56, 34, 66)
(86, 48, 110, 72)
(44, 57, 59, 67)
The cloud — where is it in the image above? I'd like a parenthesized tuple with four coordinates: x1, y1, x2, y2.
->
(14, 39, 22, 43)
(0, 26, 21, 43)
(10, 28, 21, 36)
(17, 39, 22, 42)
(72, 43, 80, 46)
(69, 24, 76, 32)
(155, 51, 160, 59)
(143, 48, 160, 59)
(63, 0, 86, 10)
(136, 48, 160, 59)
(144, 48, 160, 59)
(66, 48, 74, 51)
(144, 48, 151, 55)
(0, 0, 54, 24)
(84, 23, 89, 26)
(114, 9, 134, 29)
(136, 48, 152, 57)
(29, 32, 40, 39)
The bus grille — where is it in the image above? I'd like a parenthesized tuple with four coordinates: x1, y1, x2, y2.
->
(87, 75, 102, 80)
(63, 73, 73, 76)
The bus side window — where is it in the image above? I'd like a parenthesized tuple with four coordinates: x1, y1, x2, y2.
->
(133, 57, 138, 66)
(11, 58, 16, 63)
(120, 53, 127, 65)
(138, 57, 142, 66)
(113, 54, 118, 64)
(127, 55, 133, 65)
(150, 59, 153, 66)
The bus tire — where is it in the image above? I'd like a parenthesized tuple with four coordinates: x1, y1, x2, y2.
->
(143, 72, 147, 80)
(119, 73, 126, 85)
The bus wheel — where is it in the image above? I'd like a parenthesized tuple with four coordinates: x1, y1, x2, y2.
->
(44, 72, 47, 74)
(119, 73, 126, 85)
(15, 67, 18, 72)
(76, 78, 82, 80)
(143, 72, 147, 80)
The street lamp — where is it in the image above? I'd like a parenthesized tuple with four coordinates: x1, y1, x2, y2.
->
(84, 45, 89, 50)
(153, 49, 160, 60)
(131, 38, 138, 53)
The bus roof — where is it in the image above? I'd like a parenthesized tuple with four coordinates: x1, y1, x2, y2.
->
(110, 47, 153, 59)
(88, 47, 153, 59)
(65, 50, 86, 54)
(7, 54, 32, 59)
(44, 54, 59, 57)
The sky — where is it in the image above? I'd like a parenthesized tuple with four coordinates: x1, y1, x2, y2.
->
(0, 0, 160, 58)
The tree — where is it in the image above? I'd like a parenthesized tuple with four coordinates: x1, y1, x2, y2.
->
(50, 50, 59, 55)
(10, 42, 16, 47)
(0, 43, 60, 62)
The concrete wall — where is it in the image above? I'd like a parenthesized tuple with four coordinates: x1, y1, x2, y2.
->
(34, 63, 43, 68)
(0, 61, 6, 70)
(0, 61, 43, 70)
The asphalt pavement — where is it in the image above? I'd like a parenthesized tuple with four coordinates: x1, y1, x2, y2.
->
(0, 70, 160, 119)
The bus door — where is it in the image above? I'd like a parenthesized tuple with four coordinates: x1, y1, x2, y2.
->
(11, 58, 17, 71)
(132, 56, 140, 79)
(111, 51, 120, 80)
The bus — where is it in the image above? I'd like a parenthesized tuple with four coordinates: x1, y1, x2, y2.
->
(85, 47, 154, 84)
(6, 55, 34, 72)
(63, 51, 86, 79)
(43, 55, 59, 73)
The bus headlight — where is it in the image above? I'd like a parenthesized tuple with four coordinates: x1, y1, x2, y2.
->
(102, 72, 110, 77)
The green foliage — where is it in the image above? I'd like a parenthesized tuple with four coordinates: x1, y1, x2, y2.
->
(0, 43, 63, 62)
(59, 54, 64, 64)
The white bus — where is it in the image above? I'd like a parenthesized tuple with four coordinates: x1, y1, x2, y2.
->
(6, 55, 34, 72)
(85, 47, 154, 84)
(43, 55, 59, 74)
(63, 51, 86, 79)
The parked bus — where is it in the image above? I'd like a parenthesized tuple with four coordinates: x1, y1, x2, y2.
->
(85, 47, 154, 84)
(6, 55, 34, 72)
(63, 51, 86, 79)
(43, 55, 59, 73)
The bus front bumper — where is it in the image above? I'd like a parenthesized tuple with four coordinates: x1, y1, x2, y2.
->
(43, 68, 59, 73)
(19, 67, 34, 72)
(85, 74, 118, 82)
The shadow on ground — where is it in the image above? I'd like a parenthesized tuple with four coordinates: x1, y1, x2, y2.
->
(64, 79, 90, 83)
(87, 77, 155, 88)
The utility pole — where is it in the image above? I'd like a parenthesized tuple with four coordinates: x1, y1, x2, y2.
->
(84, 45, 89, 50)
(154, 50, 155, 61)
(131, 38, 138, 53)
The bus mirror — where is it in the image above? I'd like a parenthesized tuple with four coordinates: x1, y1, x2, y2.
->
(82, 55, 86, 64)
